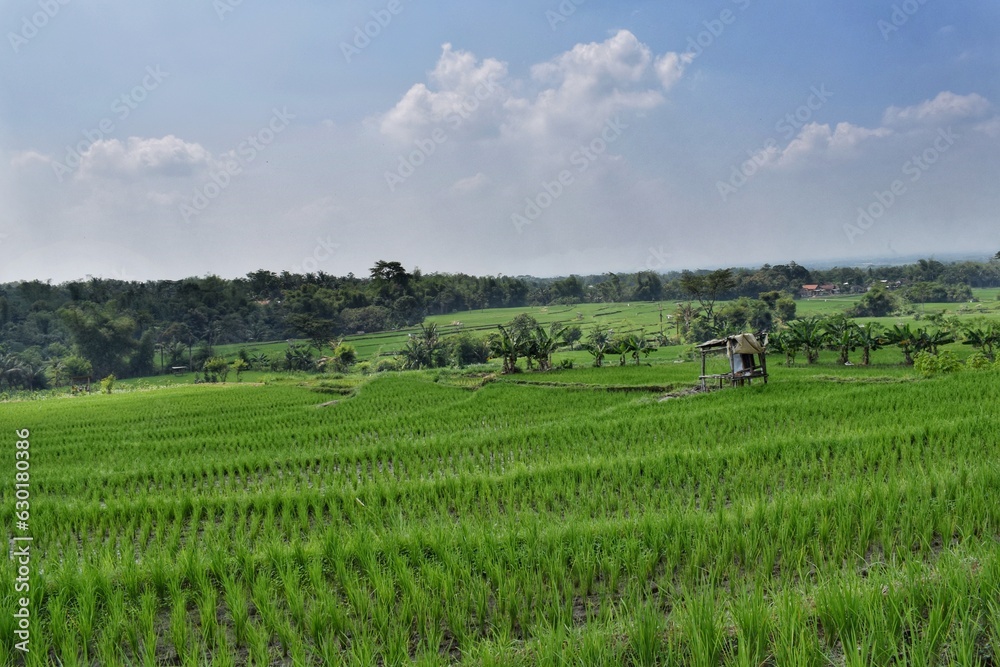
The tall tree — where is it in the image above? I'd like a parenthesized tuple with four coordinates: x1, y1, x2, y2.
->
(58, 304, 137, 377)
(679, 269, 735, 322)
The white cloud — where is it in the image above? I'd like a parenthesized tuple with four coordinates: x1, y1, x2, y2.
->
(765, 91, 991, 168)
(450, 172, 489, 194)
(654, 52, 692, 91)
(377, 43, 509, 143)
(377, 30, 685, 146)
(771, 122, 891, 167)
(882, 91, 991, 126)
(973, 116, 1000, 138)
(10, 151, 51, 168)
(77, 135, 213, 179)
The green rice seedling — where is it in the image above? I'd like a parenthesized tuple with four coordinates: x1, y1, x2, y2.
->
(628, 600, 665, 667)
(772, 592, 822, 667)
(96, 619, 127, 667)
(221, 574, 250, 648)
(728, 587, 772, 667)
(346, 627, 379, 666)
(678, 591, 723, 667)
(947, 607, 985, 666)
(197, 585, 220, 650)
(46, 592, 71, 652)
(73, 575, 99, 663)
(246, 623, 272, 666)
(169, 589, 191, 663)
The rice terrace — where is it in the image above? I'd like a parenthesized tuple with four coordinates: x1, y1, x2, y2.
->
(2, 259, 1000, 665)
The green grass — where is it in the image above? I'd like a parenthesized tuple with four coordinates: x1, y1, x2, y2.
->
(2, 356, 1000, 664)
(206, 292, 1000, 369)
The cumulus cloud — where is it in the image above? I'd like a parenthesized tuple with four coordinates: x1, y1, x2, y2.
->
(770, 122, 891, 167)
(763, 91, 991, 167)
(882, 91, 991, 126)
(76, 135, 213, 179)
(378, 43, 509, 143)
(377, 30, 687, 145)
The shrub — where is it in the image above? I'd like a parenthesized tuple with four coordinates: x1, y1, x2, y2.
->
(100, 374, 116, 394)
(374, 357, 402, 373)
(914, 351, 961, 377)
(203, 357, 230, 383)
(966, 353, 992, 370)
(231, 358, 248, 382)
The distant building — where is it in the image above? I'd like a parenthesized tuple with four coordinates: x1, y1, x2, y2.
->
(800, 283, 840, 298)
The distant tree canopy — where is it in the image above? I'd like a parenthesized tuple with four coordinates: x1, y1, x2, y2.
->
(0, 257, 998, 383)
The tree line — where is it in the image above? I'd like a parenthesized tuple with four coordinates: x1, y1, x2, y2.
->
(0, 257, 997, 390)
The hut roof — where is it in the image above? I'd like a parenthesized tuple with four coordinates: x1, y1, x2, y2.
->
(697, 333, 766, 354)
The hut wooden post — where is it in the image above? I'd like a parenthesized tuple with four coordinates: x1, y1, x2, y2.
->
(700, 350, 707, 389)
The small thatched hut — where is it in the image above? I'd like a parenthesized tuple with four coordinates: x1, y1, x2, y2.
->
(696, 333, 768, 389)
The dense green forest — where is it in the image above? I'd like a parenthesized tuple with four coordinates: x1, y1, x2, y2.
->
(1, 258, 998, 387)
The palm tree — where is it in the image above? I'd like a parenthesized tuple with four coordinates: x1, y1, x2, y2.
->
(961, 323, 999, 360)
(0, 354, 24, 390)
(607, 336, 629, 367)
(284, 344, 314, 371)
(855, 322, 885, 366)
(884, 324, 917, 365)
(917, 328, 955, 356)
(488, 325, 522, 374)
(787, 317, 826, 364)
(823, 316, 861, 365)
(630, 332, 657, 365)
(585, 326, 611, 368)
(530, 325, 565, 371)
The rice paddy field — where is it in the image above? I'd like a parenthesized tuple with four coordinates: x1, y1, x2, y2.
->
(2, 353, 999, 665)
(211, 289, 1000, 365)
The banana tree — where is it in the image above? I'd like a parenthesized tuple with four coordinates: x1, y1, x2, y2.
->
(961, 323, 999, 360)
(786, 317, 826, 364)
(531, 325, 565, 371)
(488, 325, 522, 374)
(855, 322, 885, 366)
(585, 326, 611, 367)
(823, 316, 861, 365)
(884, 324, 917, 365)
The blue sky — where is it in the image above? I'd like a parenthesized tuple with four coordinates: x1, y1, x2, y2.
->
(1, 0, 997, 282)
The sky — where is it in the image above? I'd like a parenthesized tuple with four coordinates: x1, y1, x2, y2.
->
(1, 0, 998, 283)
